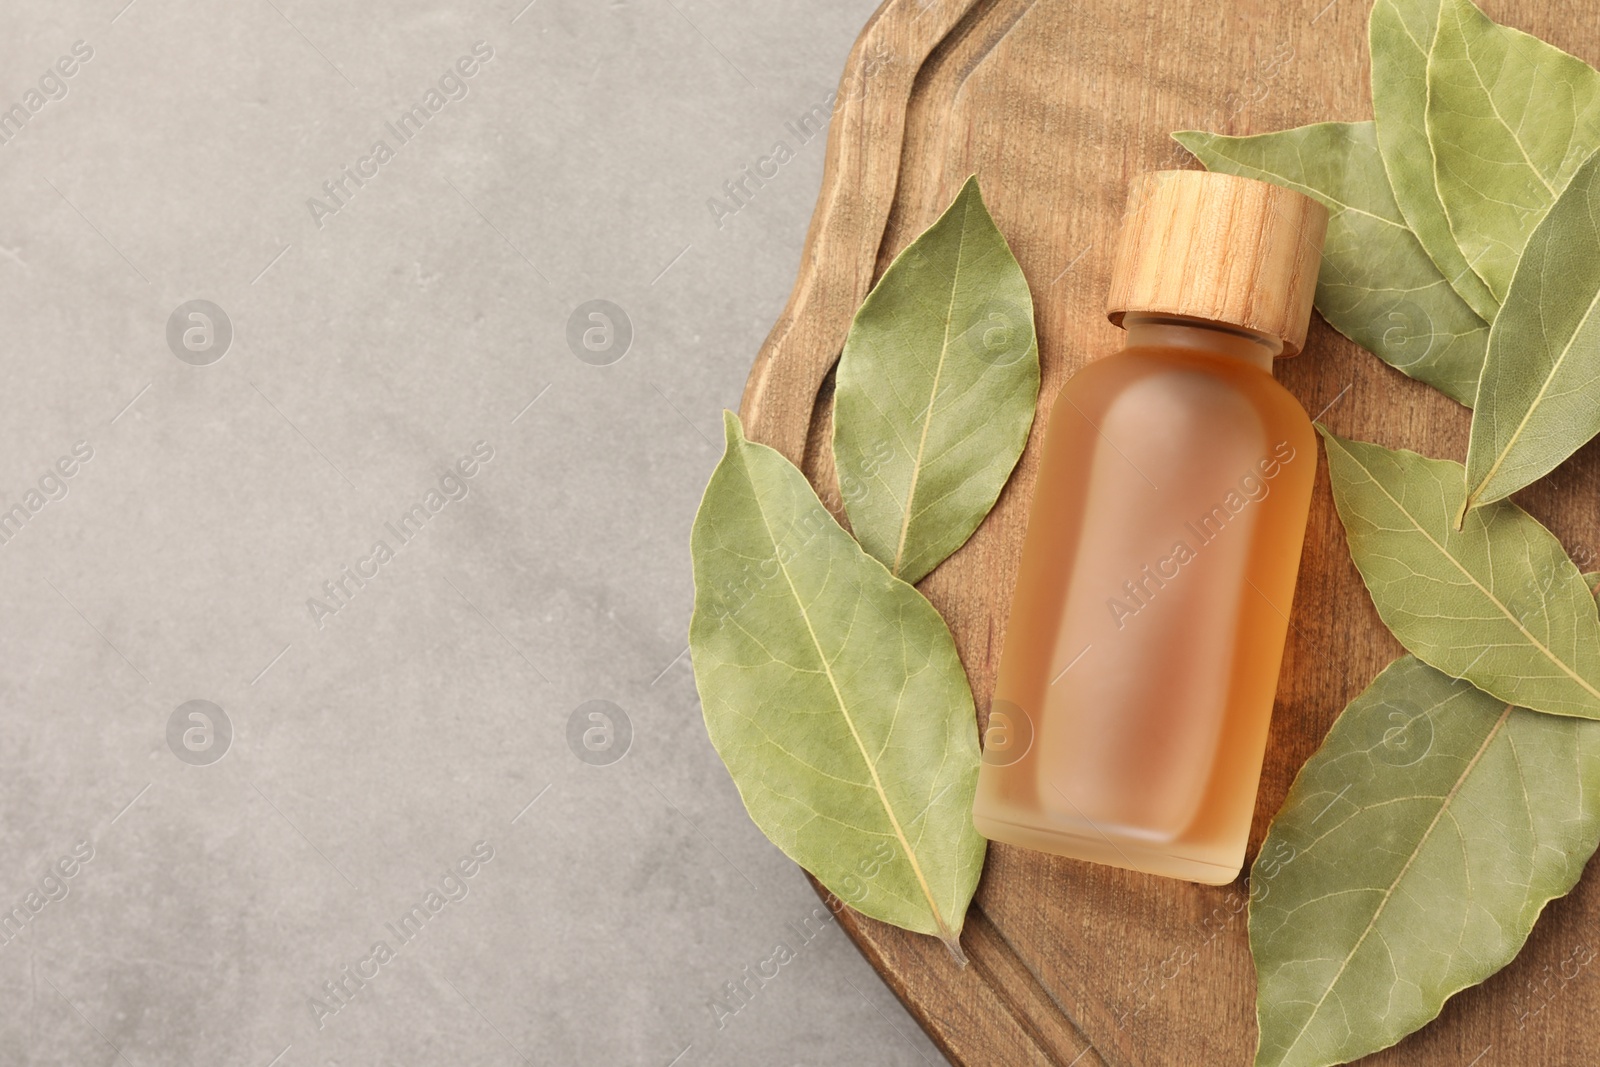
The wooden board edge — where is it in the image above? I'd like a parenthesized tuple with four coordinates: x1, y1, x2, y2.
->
(739, 0, 984, 463)
(809, 874, 1101, 1066)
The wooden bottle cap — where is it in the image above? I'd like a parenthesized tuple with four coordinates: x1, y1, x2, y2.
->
(1105, 170, 1328, 356)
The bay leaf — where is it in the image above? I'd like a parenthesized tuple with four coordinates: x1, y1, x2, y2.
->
(1462, 148, 1600, 513)
(689, 411, 986, 953)
(1320, 429, 1600, 718)
(1175, 123, 1487, 406)
(1426, 0, 1600, 304)
(1370, 0, 1501, 321)
(833, 175, 1039, 584)
(1251, 655, 1600, 1067)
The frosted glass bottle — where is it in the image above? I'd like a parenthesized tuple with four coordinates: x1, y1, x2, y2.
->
(971, 171, 1329, 883)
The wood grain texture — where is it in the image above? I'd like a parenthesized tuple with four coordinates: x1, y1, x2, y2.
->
(1106, 170, 1327, 355)
(740, 0, 1600, 1063)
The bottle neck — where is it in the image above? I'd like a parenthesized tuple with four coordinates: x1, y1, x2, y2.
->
(1122, 314, 1282, 371)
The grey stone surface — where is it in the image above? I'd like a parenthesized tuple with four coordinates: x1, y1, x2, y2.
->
(0, 1, 949, 1063)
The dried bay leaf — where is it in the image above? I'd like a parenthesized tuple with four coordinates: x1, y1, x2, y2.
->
(833, 176, 1039, 584)
(1370, 0, 1500, 320)
(1426, 0, 1600, 304)
(1251, 655, 1600, 1067)
(1176, 123, 1487, 406)
(689, 412, 986, 953)
(1320, 429, 1600, 718)
(1462, 149, 1600, 513)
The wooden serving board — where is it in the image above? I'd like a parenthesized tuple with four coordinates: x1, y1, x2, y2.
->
(740, 0, 1600, 1063)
